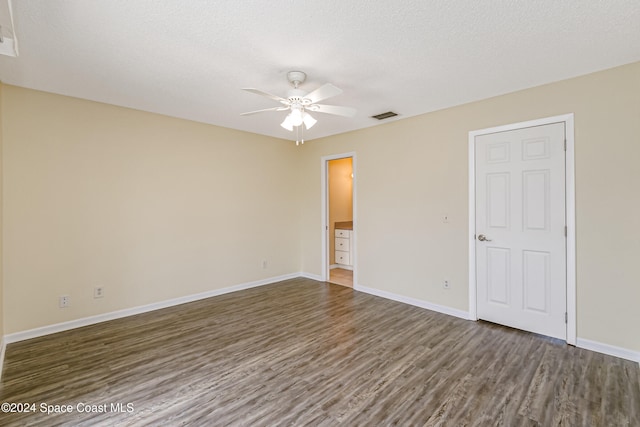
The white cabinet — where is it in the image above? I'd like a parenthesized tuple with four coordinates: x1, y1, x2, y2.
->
(335, 229, 353, 267)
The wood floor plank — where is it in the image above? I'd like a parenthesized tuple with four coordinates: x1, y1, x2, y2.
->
(1, 278, 638, 426)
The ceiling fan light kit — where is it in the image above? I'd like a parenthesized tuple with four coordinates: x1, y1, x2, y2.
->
(241, 71, 356, 145)
(302, 112, 317, 129)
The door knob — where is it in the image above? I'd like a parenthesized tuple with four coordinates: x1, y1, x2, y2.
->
(478, 234, 492, 242)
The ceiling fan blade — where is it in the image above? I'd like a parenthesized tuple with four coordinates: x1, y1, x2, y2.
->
(240, 106, 289, 116)
(242, 88, 289, 104)
(305, 83, 343, 103)
(310, 104, 357, 117)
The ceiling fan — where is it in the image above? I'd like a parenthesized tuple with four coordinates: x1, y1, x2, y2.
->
(241, 71, 356, 144)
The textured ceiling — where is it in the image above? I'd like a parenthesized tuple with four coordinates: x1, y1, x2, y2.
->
(1, 0, 639, 141)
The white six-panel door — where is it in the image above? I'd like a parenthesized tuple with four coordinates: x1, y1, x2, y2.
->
(475, 123, 566, 340)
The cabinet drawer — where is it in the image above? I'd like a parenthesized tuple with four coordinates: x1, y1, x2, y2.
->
(335, 237, 350, 251)
(335, 250, 351, 265)
(335, 229, 350, 238)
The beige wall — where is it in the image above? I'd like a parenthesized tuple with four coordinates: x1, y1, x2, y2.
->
(299, 62, 640, 352)
(2, 86, 300, 333)
(328, 158, 353, 264)
(2, 62, 639, 355)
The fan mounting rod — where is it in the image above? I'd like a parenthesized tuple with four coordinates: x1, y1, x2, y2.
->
(287, 71, 307, 89)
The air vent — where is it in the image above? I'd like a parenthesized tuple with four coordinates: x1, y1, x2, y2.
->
(371, 111, 398, 120)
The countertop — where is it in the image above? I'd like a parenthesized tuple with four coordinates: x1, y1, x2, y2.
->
(335, 221, 353, 230)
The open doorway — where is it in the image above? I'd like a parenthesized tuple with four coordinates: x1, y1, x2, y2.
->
(323, 154, 355, 287)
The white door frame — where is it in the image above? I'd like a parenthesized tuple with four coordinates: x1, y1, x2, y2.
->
(321, 152, 357, 285)
(468, 114, 576, 345)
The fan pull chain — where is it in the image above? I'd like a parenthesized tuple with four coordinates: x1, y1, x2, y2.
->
(294, 124, 304, 146)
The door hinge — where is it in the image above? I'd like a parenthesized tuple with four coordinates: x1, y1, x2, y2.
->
(564, 226, 567, 237)
(564, 139, 567, 151)
(565, 312, 568, 323)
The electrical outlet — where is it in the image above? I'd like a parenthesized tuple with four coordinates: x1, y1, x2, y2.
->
(94, 287, 104, 298)
(59, 295, 70, 308)
(262, 260, 268, 269)
(443, 280, 450, 289)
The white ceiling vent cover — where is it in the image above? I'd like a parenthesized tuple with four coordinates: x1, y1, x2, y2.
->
(371, 111, 398, 120)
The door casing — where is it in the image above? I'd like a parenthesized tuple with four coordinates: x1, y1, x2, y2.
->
(321, 152, 357, 285)
(468, 114, 576, 345)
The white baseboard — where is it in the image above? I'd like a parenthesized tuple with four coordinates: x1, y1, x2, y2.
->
(4, 273, 300, 345)
(299, 272, 323, 281)
(576, 338, 640, 364)
(354, 284, 469, 320)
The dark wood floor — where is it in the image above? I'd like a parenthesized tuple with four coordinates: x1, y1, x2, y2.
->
(1, 278, 639, 426)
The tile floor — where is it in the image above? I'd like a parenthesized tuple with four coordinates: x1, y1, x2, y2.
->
(329, 267, 353, 287)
